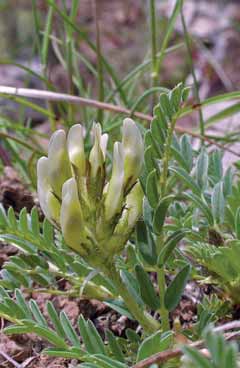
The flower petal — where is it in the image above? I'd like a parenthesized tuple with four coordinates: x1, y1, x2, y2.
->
(122, 118, 144, 190)
(100, 133, 108, 159)
(115, 181, 143, 233)
(89, 123, 104, 179)
(60, 178, 87, 255)
(104, 142, 124, 220)
(67, 124, 86, 176)
(48, 129, 72, 197)
(37, 157, 60, 223)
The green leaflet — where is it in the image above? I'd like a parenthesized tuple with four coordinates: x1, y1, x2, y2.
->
(182, 192, 214, 225)
(137, 331, 172, 362)
(196, 149, 209, 190)
(153, 195, 174, 235)
(146, 169, 159, 208)
(169, 166, 201, 195)
(106, 330, 125, 363)
(180, 134, 193, 172)
(234, 207, 240, 239)
(78, 315, 106, 355)
(136, 220, 157, 266)
(43, 347, 84, 359)
(60, 311, 81, 347)
(47, 302, 66, 339)
(135, 265, 160, 310)
(164, 264, 191, 311)
(211, 182, 225, 224)
(157, 229, 189, 267)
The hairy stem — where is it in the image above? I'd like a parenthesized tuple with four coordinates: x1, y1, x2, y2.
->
(157, 266, 170, 332)
(103, 262, 160, 334)
(157, 116, 179, 331)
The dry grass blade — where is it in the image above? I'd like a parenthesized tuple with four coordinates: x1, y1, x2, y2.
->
(0, 86, 240, 157)
(0, 350, 23, 368)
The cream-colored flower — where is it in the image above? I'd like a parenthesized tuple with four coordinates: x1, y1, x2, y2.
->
(37, 157, 60, 224)
(67, 124, 86, 176)
(122, 118, 144, 191)
(115, 181, 143, 234)
(37, 119, 144, 265)
(48, 130, 72, 198)
(60, 178, 88, 256)
(104, 142, 124, 221)
(89, 123, 105, 179)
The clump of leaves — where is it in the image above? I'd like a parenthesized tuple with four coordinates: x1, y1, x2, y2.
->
(169, 144, 240, 304)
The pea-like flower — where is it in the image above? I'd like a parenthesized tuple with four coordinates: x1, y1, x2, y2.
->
(37, 118, 144, 267)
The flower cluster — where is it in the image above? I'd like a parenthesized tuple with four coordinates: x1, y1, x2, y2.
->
(37, 118, 144, 267)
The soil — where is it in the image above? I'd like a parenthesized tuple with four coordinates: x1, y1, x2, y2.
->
(0, 167, 35, 213)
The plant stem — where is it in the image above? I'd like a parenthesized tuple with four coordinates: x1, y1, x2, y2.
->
(94, 0, 104, 124)
(149, 0, 158, 107)
(156, 233, 170, 332)
(41, 3, 56, 131)
(180, 2, 205, 144)
(157, 115, 178, 331)
(155, 0, 182, 80)
(24, 284, 111, 301)
(64, 0, 79, 125)
(103, 263, 160, 334)
(157, 266, 170, 332)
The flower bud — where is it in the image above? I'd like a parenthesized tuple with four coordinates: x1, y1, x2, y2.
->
(122, 118, 144, 191)
(89, 123, 105, 178)
(107, 181, 143, 254)
(60, 178, 88, 256)
(104, 142, 124, 221)
(37, 118, 145, 264)
(115, 181, 143, 234)
(67, 124, 86, 176)
(48, 130, 72, 198)
(100, 133, 108, 159)
(37, 157, 60, 224)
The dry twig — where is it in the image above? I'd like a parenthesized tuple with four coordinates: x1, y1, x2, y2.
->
(132, 321, 240, 368)
(0, 86, 240, 157)
(0, 350, 23, 368)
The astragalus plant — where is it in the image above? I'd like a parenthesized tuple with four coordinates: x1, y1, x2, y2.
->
(1, 85, 240, 367)
(0, 85, 195, 366)
(37, 118, 143, 265)
(37, 117, 159, 333)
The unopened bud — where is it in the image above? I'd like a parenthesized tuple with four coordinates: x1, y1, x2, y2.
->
(104, 142, 124, 221)
(37, 118, 145, 264)
(122, 118, 144, 191)
(60, 178, 88, 256)
(89, 123, 104, 179)
(67, 124, 86, 176)
(100, 133, 108, 159)
(48, 130, 72, 198)
(116, 181, 143, 234)
(37, 157, 60, 224)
